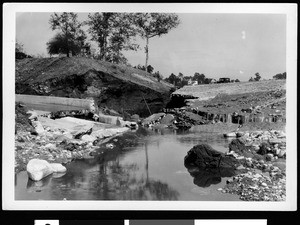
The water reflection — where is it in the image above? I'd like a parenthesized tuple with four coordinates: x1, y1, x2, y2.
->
(23, 138, 179, 200)
(185, 165, 235, 188)
(48, 157, 178, 200)
(16, 129, 238, 200)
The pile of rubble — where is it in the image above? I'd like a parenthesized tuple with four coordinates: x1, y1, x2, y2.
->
(15, 105, 132, 175)
(217, 129, 287, 201)
(141, 110, 206, 130)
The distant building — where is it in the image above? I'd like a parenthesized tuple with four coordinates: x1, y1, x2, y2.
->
(218, 77, 231, 83)
(192, 80, 198, 86)
(188, 79, 198, 86)
(210, 79, 217, 84)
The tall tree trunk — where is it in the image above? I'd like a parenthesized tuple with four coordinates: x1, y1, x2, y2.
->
(145, 36, 149, 69)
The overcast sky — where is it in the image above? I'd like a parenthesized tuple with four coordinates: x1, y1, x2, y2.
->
(16, 12, 286, 81)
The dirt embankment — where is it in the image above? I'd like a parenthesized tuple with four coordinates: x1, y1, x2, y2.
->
(15, 57, 174, 117)
(173, 80, 286, 100)
(167, 80, 286, 131)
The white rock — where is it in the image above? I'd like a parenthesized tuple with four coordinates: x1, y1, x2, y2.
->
(50, 163, 67, 173)
(223, 132, 237, 137)
(81, 134, 96, 143)
(31, 121, 45, 134)
(26, 159, 53, 181)
(27, 110, 38, 120)
(45, 143, 56, 150)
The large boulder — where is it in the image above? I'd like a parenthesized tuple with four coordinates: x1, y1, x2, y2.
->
(27, 159, 67, 181)
(49, 163, 67, 173)
(184, 144, 239, 169)
(26, 159, 54, 181)
(228, 138, 251, 155)
(160, 114, 175, 125)
(142, 113, 165, 125)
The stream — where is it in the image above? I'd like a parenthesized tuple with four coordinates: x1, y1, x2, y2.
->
(15, 129, 241, 201)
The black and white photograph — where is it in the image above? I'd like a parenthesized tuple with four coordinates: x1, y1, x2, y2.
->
(2, 3, 297, 210)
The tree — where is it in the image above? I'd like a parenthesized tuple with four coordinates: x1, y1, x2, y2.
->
(204, 78, 212, 84)
(249, 77, 254, 82)
(15, 40, 24, 53)
(134, 64, 146, 71)
(49, 12, 87, 57)
(133, 13, 180, 68)
(154, 71, 163, 82)
(86, 13, 139, 63)
(235, 79, 240, 82)
(178, 72, 184, 81)
(193, 72, 206, 84)
(165, 73, 180, 86)
(47, 32, 90, 56)
(15, 40, 31, 59)
(147, 65, 154, 73)
(254, 72, 261, 81)
(273, 72, 286, 80)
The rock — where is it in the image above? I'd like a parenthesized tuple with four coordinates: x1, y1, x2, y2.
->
(236, 132, 244, 137)
(236, 165, 245, 170)
(49, 163, 67, 173)
(91, 129, 105, 139)
(27, 110, 38, 120)
(44, 143, 56, 150)
(223, 132, 237, 137)
(269, 138, 284, 145)
(278, 150, 286, 158)
(273, 161, 286, 171)
(252, 144, 260, 151)
(26, 159, 54, 181)
(17, 136, 25, 142)
(31, 120, 45, 134)
(142, 113, 165, 125)
(257, 142, 271, 155)
(266, 153, 274, 161)
(59, 140, 79, 151)
(184, 144, 239, 169)
(73, 125, 93, 139)
(81, 134, 96, 143)
(160, 114, 175, 125)
(228, 138, 251, 155)
(131, 114, 140, 122)
(274, 148, 281, 156)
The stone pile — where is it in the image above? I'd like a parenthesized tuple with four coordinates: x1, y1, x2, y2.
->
(15, 109, 131, 174)
(218, 170, 286, 201)
(141, 110, 206, 130)
(217, 129, 287, 201)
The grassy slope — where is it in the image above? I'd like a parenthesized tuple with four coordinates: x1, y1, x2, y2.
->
(173, 80, 286, 100)
(16, 57, 173, 94)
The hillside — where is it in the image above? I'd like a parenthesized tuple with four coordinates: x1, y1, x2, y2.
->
(16, 57, 173, 94)
(173, 80, 286, 100)
(15, 57, 174, 116)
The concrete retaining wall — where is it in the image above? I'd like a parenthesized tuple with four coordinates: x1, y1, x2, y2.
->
(16, 94, 94, 110)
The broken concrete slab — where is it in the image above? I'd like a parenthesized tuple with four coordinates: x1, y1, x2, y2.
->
(16, 94, 94, 111)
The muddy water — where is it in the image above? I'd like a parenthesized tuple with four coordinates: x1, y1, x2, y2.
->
(15, 130, 241, 201)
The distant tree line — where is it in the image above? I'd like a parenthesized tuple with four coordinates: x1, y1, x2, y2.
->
(249, 72, 261, 82)
(164, 72, 240, 88)
(248, 72, 286, 82)
(273, 72, 286, 80)
(15, 40, 32, 59)
(134, 64, 163, 82)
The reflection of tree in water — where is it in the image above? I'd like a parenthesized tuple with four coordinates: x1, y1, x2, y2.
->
(90, 155, 179, 200)
(47, 158, 99, 200)
(45, 137, 179, 200)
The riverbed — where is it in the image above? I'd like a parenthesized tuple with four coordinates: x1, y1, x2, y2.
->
(15, 129, 241, 201)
